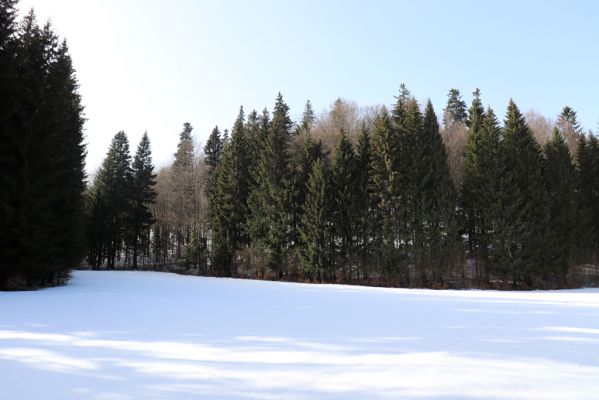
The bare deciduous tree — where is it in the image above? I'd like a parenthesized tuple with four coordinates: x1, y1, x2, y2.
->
(526, 109, 554, 149)
(441, 121, 468, 187)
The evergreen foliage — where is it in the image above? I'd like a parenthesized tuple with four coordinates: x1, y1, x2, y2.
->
(298, 158, 329, 282)
(129, 133, 157, 269)
(87, 131, 132, 269)
(209, 107, 251, 276)
(246, 93, 293, 277)
(0, 6, 86, 288)
(444, 88, 468, 126)
(331, 131, 357, 279)
(543, 128, 576, 282)
(300, 100, 316, 133)
(490, 101, 550, 286)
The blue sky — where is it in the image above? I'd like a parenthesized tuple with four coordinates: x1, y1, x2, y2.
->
(17, 0, 599, 173)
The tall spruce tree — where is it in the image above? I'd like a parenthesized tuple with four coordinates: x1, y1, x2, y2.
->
(209, 107, 250, 276)
(574, 134, 596, 258)
(494, 101, 550, 286)
(370, 107, 403, 283)
(88, 131, 132, 268)
(331, 130, 357, 280)
(290, 134, 324, 254)
(473, 108, 503, 283)
(354, 123, 373, 281)
(247, 93, 292, 277)
(0, 0, 19, 284)
(461, 89, 486, 279)
(0, 9, 86, 287)
(543, 128, 576, 283)
(415, 100, 456, 284)
(129, 132, 157, 269)
(298, 158, 329, 282)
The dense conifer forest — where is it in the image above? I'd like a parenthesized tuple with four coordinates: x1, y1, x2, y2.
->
(84, 86, 599, 289)
(2, 0, 599, 290)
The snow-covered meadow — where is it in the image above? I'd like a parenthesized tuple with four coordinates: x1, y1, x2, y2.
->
(1, 271, 599, 399)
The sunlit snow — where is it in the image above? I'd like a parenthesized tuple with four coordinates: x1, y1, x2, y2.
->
(1, 271, 599, 399)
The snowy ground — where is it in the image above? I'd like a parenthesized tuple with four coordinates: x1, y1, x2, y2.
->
(1, 271, 599, 399)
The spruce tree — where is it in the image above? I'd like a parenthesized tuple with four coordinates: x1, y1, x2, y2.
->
(300, 100, 316, 133)
(289, 134, 324, 255)
(416, 100, 456, 284)
(0, 0, 19, 284)
(461, 89, 486, 278)
(1, 10, 86, 287)
(209, 107, 251, 276)
(443, 88, 468, 127)
(331, 130, 357, 280)
(494, 101, 549, 286)
(574, 134, 595, 258)
(543, 128, 576, 283)
(129, 132, 157, 269)
(247, 93, 293, 277)
(475, 108, 503, 283)
(354, 123, 373, 281)
(88, 131, 132, 268)
(203, 126, 223, 171)
(370, 107, 403, 283)
(298, 158, 329, 282)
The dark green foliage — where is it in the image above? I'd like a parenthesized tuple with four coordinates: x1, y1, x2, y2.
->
(461, 89, 487, 277)
(370, 107, 404, 281)
(353, 124, 374, 280)
(543, 128, 576, 282)
(246, 94, 293, 277)
(444, 88, 467, 126)
(129, 133, 157, 269)
(331, 131, 357, 279)
(203, 126, 223, 171)
(0, 8, 86, 288)
(87, 131, 132, 269)
(300, 100, 316, 133)
(576, 135, 599, 256)
(414, 100, 456, 283)
(289, 134, 324, 252)
(209, 107, 251, 276)
(489, 101, 550, 286)
(574, 135, 596, 256)
(466, 88, 484, 129)
(298, 158, 330, 281)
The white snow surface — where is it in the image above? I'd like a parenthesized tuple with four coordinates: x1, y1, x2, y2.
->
(1, 271, 599, 400)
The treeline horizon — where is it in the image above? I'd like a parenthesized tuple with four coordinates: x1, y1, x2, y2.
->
(85, 85, 599, 289)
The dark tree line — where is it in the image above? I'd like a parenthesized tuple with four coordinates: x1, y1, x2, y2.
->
(0, 1, 86, 289)
(86, 131, 157, 270)
(4, 1, 597, 291)
(85, 87, 599, 289)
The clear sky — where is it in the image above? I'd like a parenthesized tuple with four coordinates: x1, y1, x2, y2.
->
(16, 0, 599, 174)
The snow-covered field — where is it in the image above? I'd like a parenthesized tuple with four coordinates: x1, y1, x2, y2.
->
(1, 271, 599, 399)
